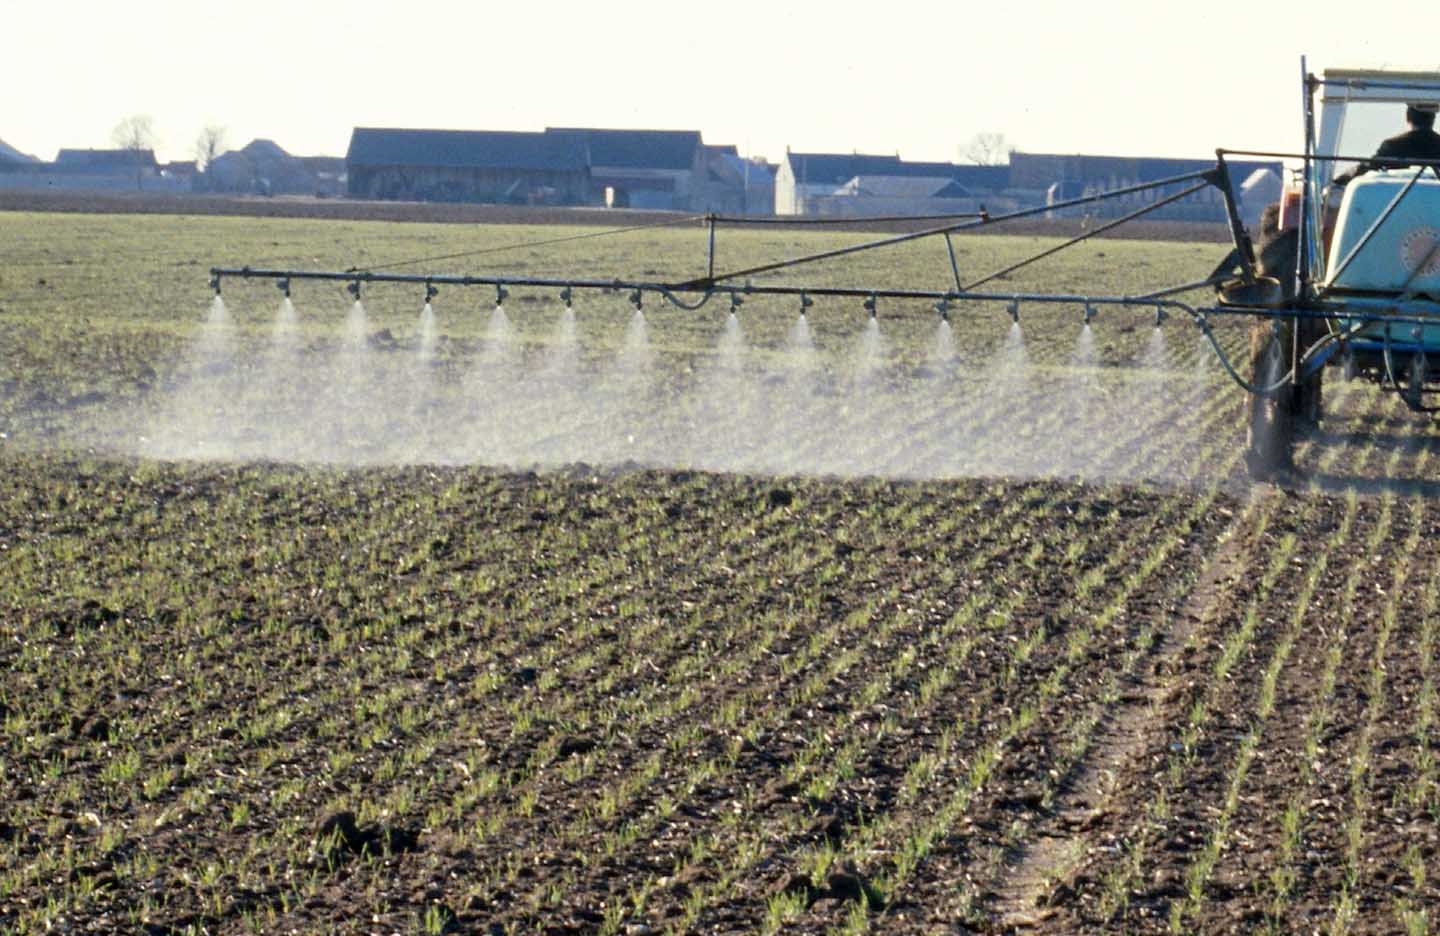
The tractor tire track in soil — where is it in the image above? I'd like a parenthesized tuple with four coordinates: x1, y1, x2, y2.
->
(991, 487, 1271, 928)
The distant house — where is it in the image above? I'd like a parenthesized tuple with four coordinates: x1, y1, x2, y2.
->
(346, 128, 589, 205)
(0, 137, 40, 170)
(833, 176, 964, 198)
(202, 139, 343, 197)
(54, 148, 159, 173)
(297, 156, 347, 197)
(777, 152, 1008, 216)
(160, 160, 197, 186)
(0, 147, 188, 193)
(701, 149, 776, 215)
(1238, 168, 1283, 229)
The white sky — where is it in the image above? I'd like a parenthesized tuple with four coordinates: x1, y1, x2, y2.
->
(4, 0, 1438, 165)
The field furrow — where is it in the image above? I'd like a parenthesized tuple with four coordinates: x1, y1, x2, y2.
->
(6, 212, 1440, 934)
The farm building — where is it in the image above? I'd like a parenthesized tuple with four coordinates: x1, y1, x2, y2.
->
(776, 152, 1008, 216)
(203, 140, 345, 197)
(54, 148, 158, 174)
(1008, 152, 1284, 224)
(547, 128, 705, 210)
(702, 149, 776, 215)
(1238, 168, 1283, 228)
(0, 147, 188, 193)
(346, 126, 766, 212)
(0, 137, 39, 169)
(347, 129, 589, 205)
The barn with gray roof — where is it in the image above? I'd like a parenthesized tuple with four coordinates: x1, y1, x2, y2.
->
(0, 138, 39, 169)
(346, 126, 769, 211)
(347, 128, 591, 205)
(546, 128, 704, 209)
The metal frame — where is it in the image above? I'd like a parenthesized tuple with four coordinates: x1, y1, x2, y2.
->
(209, 64, 1440, 408)
(210, 168, 1249, 337)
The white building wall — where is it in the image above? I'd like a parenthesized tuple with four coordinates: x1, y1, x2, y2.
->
(776, 159, 798, 215)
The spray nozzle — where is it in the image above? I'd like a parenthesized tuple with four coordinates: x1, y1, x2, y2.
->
(347, 280, 362, 301)
(864, 294, 878, 319)
(495, 284, 509, 308)
(210, 274, 222, 296)
(935, 299, 950, 322)
(1007, 299, 1020, 324)
(1083, 303, 1097, 325)
(629, 288, 643, 312)
(1414, 325, 1425, 341)
(729, 291, 743, 315)
(799, 292, 813, 316)
(425, 282, 439, 304)
(277, 277, 291, 298)
(559, 285, 573, 309)
(1154, 305, 1167, 327)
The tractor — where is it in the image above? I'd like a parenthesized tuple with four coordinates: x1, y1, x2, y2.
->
(1234, 66, 1440, 477)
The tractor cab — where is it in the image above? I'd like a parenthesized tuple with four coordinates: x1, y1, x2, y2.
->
(1306, 69, 1440, 402)
(1235, 66, 1440, 477)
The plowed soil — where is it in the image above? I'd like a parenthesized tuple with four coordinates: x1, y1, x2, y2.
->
(4, 210, 1440, 934)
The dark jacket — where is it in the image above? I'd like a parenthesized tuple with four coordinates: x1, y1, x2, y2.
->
(1373, 127, 1440, 164)
(1344, 127, 1440, 181)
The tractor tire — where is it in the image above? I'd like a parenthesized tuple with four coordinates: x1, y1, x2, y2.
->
(1253, 203, 1324, 431)
(1247, 321, 1296, 480)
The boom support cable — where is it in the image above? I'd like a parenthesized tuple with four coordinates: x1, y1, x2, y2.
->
(960, 182, 1210, 291)
(681, 169, 1215, 289)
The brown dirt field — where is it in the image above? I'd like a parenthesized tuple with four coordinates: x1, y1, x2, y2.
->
(9, 208, 1440, 936)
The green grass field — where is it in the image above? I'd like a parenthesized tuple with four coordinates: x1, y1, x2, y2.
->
(4, 210, 1440, 934)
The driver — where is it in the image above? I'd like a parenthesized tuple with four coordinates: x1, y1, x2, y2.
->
(1337, 102, 1440, 183)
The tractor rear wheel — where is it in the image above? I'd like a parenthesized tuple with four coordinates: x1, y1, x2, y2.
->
(1253, 204, 1323, 432)
(1247, 321, 1296, 480)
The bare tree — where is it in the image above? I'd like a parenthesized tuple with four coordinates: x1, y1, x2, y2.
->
(111, 115, 158, 190)
(193, 124, 228, 173)
(962, 132, 1014, 166)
